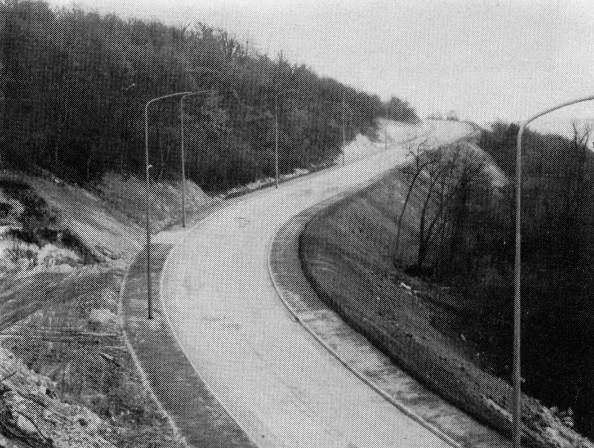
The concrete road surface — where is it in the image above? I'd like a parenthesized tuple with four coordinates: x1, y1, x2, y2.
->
(160, 121, 475, 448)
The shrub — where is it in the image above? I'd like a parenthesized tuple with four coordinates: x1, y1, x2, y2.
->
(7, 227, 40, 247)
(61, 229, 96, 264)
(0, 202, 12, 218)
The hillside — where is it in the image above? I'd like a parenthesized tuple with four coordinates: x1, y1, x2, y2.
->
(300, 136, 593, 448)
(0, 169, 212, 447)
(0, 116, 425, 447)
(0, 1, 418, 193)
(0, 3, 425, 443)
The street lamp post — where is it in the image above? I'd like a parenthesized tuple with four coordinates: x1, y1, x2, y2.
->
(186, 67, 252, 192)
(274, 91, 350, 181)
(275, 98, 280, 188)
(274, 89, 300, 188)
(385, 103, 388, 152)
(121, 84, 137, 171)
(180, 90, 212, 228)
(513, 94, 594, 447)
(144, 91, 192, 320)
(342, 92, 347, 167)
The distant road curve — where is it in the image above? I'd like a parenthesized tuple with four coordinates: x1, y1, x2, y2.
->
(160, 121, 474, 448)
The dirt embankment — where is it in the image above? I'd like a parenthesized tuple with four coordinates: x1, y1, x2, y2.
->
(300, 141, 593, 448)
(0, 170, 213, 447)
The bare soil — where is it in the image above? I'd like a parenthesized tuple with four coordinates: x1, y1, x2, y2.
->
(1, 266, 183, 447)
(0, 169, 214, 447)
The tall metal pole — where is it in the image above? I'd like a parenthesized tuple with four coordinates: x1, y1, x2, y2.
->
(122, 84, 136, 171)
(144, 91, 192, 320)
(144, 106, 152, 320)
(342, 92, 346, 167)
(273, 88, 300, 189)
(275, 96, 280, 188)
(179, 90, 211, 228)
(513, 121, 524, 448)
(180, 96, 186, 228)
(513, 94, 594, 447)
(384, 103, 388, 152)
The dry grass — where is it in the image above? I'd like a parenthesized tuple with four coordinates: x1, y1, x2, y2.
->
(0, 170, 207, 447)
(301, 162, 593, 448)
(1, 266, 184, 447)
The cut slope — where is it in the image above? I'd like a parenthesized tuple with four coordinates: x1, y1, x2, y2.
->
(340, 119, 428, 164)
(0, 170, 213, 447)
(300, 142, 592, 448)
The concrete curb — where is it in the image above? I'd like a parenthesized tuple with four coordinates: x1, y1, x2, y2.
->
(116, 135, 407, 448)
(267, 197, 463, 448)
(267, 124, 508, 448)
(120, 241, 258, 448)
(158, 215, 263, 448)
(117, 252, 189, 448)
(118, 121, 477, 447)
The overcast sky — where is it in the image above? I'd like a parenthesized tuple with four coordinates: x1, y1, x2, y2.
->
(47, 0, 594, 131)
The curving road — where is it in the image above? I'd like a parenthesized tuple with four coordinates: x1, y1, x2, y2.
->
(160, 121, 475, 448)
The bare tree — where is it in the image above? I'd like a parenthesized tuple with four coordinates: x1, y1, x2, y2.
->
(441, 148, 491, 274)
(393, 136, 433, 261)
(395, 142, 490, 275)
(415, 146, 460, 269)
(446, 110, 459, 121)
(563, 123, 592, 223)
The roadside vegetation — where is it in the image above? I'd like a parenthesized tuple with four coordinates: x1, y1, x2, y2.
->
(0, 0, 418, 192)
(0, 1, 422, 446)
(477, 123, 594, 440)
(301, 125, 594, 446)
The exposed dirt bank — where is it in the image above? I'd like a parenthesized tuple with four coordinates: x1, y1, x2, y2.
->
(0, 170, 213, 447)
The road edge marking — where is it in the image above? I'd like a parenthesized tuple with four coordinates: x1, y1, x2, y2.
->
(117, 256, 190, 448)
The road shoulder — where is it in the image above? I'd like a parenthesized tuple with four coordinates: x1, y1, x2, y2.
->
(121, 240, 257, 448)
(268, 185, 510, 448)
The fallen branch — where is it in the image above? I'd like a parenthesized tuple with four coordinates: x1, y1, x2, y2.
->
(99, 352, 122, 368)
(1, 371, 17, 383)
(13, 410, 52, 445)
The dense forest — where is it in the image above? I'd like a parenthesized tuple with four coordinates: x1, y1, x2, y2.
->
(0, 0, 419, 191)
(479, 124, 594, 439)
(410, 122, 594, 438)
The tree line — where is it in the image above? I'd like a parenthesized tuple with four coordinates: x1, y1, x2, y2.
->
(394, 122, 594, 438)
(477, 123, 594, 439)
(0, 0, 419, 191)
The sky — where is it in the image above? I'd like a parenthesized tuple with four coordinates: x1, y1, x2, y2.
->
(47, 0, 594, 133)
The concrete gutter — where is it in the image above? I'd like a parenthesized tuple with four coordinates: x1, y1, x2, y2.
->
(267, 163, 510, 448)
(119, 202, 258, 448)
